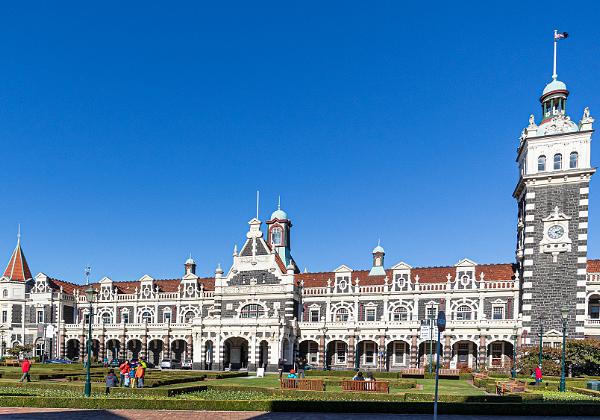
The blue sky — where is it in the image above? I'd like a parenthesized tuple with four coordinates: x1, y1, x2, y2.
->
(1, 2, 600, 283)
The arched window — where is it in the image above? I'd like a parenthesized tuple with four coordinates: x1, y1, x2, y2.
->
(392, 307, 409, 321)
(455, 305, 473, 321)
(570, 152, 578, 169)
(163, 308, 172, 323)
(240, 304, 264, 318)
(537, 155, 546, 172)
(140, 310, 153, 323)
(335, 308, 349, 322)
(184, 311, 195, 323)
(554, 153, 562, 170)
(101, 312, 112, 324)
(271, 227, 283, 246)
(2, 289, 7, 298)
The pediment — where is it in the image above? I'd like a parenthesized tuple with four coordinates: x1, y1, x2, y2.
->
(391, 261, 412, 270)
(455, 258, 477, 268)
(334, 264, 353, 273)
(99, 276, 113, 284)
(542, 206, 571, 222)
(182, 272, 199, 281)
(34, 273, 48, 281)
(138, 274, 154, 282)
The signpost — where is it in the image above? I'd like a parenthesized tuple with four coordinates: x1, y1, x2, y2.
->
(433, 311, 446, 420)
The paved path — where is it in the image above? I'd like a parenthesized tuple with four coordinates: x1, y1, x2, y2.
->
(0, 409, 599, 419)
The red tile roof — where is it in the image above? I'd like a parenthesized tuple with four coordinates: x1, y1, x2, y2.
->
(3, 239, 32, 281)
(48, 278, 81, 294)
(47, 276, 215, 294)
(588, 259, 600, 272)
(296, 263, 516, 287)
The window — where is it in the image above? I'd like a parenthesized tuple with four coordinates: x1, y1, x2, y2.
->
(184, 311, 195, 323)
(335, 308, 349, 322)
(455, 305, 472, 321)
(335, 342, 346, 364)
(122, 311, 129, 324)
(554, 153, 562, 170)
(426, 306, 437, 320)
(570, 152, 578, 169)
(363, 341, 376, 364)
(393, 342, 408, 366)
(271, 227, 283, 246)
(2, 310, 7, 323)
(2, 289, 7, 298)
(240, 304, 264, 318)
(589, 298, 600, 319)
(101, 312, 112, 324)
(492, 306, 505, 320)
(164, 310, 171, 323)
(393, 307, 409, 321)
(84, 313, 91, 324)
(307, 341, 318, 364)
(140, 310, 153, 323)
(37, 310, 44, 324)
(365, 308, 376, 322)
(538, 155, 546, 172)
(310, 309, 320, 322)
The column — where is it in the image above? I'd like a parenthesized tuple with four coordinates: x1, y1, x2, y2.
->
(142, 333, 148, 359)
(59, 329, 66, 358)
(79, 333, 85, 362)
(379, 335, 386, 371)
(319, 335, 326, 369)
(120, 332, 127, 359)
(443, 335, 451, 368)
(162, 335, 169, 359)
(410, 334, 418, 368)
(99, 329, 106, 361)
(186, 335, 193, 362)
(478, 332, 487, 370)
(347, 335, 355, 369)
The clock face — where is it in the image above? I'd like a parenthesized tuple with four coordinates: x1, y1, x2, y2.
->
(548, 224, 565, 240)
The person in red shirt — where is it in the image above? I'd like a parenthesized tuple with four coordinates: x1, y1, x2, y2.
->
(119, 360, 130, 387)
(535, 365, 543, 386)
(19, 358, 31, 383)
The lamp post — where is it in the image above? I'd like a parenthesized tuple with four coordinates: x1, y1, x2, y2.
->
(321, 321, 328, 371)
(433, 311, 446, 420)
(511, 325, 518, 379)
(428, 304, 434, 374)
(84, 284, 97, 397)
(538, 315, 544, 369)
(560, 306, 569, 392)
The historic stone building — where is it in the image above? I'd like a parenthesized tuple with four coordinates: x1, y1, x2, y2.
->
(0, 45, 598, 372)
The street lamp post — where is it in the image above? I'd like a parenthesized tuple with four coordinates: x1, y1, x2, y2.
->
(538, 315, 544, 369)
(433, 311, 446, 420)
(84, 283, 97, 398)
(321, 322, 328, 371)
(560, 306, 569, 392)
(511, 326, 518, 379)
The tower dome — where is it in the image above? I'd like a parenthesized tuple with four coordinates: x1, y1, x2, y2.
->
(270, 208, 288, 220)
(185, 257, 196, 265)
(372, 244, 385, 254)
(542, 79, 567, 97)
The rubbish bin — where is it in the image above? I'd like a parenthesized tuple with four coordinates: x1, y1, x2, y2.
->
(586, 381, 600, 391)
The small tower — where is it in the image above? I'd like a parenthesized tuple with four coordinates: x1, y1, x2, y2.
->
(184, 255, 196, 275)
(2, 227, 32, 282)
(266, 197, 296, 270)
(369, 241, 386, 276)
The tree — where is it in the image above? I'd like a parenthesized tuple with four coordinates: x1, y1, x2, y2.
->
(518, 339, 600, 377)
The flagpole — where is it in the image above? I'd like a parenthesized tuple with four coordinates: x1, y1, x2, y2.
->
(553, 29, 558, 80)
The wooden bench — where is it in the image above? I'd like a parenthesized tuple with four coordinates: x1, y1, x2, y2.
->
(401, 368, 425, 378)
(472, 372, 489, 381)
(280, 378, 325, 391)
(496, 380, 526, 395)
(341, 380, 389, 393)
(438, 368, 460, 379)
(2, 359, 20, 367)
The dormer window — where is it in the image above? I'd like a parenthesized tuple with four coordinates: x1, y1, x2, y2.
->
(538, 155, 546, 172)
(271, 226, 283, 246)
(570, 152, 578, 169)
(554, 153, 562, 170)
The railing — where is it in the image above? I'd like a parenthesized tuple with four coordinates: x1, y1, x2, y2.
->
(585, 319, 600, 325)
(359, 285, 385, 294)
(417, 283, 446, 291)
(587, 273, 600, 282)
(303, 287, 328, 296)
(483, 281, 514, 290)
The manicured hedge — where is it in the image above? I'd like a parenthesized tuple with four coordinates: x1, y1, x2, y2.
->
(1, 396, 600, 415)
(572, 387, 600, 398)
(306, 370, 399, 379)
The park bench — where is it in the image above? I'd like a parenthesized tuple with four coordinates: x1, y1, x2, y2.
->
(401, 367, 425, 378)
(280, 378, 325, 391)
(341, 380, 389, 393)
(496, 380, 526, 395)
(2, 359, 20, 367)
(438, 368, 460, 379)
(472, 372, 489, 381)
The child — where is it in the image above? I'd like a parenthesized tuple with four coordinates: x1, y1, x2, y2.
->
(287, 369, 298, 379)
(129, 366, 136, 388)
(105, 369, 118, 395)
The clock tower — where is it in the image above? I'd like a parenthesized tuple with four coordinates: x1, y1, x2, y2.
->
(514, 33, 595, 343)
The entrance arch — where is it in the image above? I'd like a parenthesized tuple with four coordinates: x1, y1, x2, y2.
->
(258, 340, 269, 369)
(326, 340, 347, 369)
(127, 339, 142, 360)
(106, 339, 120, 361)
(386, 340, 410, 370)
(204, 340, 214, 370)
(418, 340, 441, 369)
(171, 339, 188, 361)
(452, 340, 478, 369)
(488, 340, 514, 368)
(299, 340, 319, 367)
(223, 337, 248, 370)
(148, 339, 164, 365)
(66, 339, 80, 360)
(357, 340, 378, 369)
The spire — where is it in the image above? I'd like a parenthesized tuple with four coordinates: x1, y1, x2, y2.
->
(278, 195, 281, 210)
(3, 228, 32, 281)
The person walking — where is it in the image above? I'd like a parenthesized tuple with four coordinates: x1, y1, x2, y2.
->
(277, 358, 285, 380)
(297, 357, 306, 379)
(535, 365, 543, 386)
(119, 360, 130, 387)
(105, 369, 118, 395)
(352, 371, 364, 381)
(19, 358, 31, 383)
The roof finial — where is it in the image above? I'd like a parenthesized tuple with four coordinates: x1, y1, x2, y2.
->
(84, 265, 91, 286)
(377, 238, 381, 247)
(17, 224, 21, 242)
(256, 190, 260, 219)
(553, 29, 569, 81)
(278, 195, 281, 210)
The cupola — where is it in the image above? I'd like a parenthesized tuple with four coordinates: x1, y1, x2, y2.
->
(184, 255, 196, 275)
(368, 240, 386, 276)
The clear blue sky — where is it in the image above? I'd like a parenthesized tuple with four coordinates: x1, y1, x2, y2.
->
(2, 1, 600, 283)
